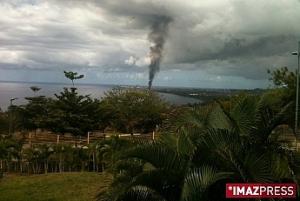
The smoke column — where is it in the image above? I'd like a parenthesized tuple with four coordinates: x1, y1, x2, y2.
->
(148, 16, 172, 89)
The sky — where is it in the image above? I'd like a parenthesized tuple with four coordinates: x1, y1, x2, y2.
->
(0, 0, 300, 89)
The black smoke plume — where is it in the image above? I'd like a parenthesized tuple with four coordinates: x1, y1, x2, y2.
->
(148, 16, 172, 89)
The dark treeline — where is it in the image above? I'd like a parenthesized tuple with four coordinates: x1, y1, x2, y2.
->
(1, 70, 169, 136)
(4, 87, 168, 136)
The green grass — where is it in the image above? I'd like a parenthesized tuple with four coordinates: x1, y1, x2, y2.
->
(0, 172, 111, 201)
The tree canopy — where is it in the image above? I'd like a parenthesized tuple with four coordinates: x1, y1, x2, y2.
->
(47, 88, 101, 136)
(100, 88, 168, 133)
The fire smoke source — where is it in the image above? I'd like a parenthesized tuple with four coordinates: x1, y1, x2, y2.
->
(148, 16, 172, 89)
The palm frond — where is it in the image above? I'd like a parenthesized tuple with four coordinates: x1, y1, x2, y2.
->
(121, 142, 187, 171)
(131, 169, 184, 201)
(207, 105, 231, 130)
(229, 96, 258, 135)
(243, 152, 275, 182)
(181, 166, 232, 201)
(177, 128, 197, 157)
(118, 186, 166, 201)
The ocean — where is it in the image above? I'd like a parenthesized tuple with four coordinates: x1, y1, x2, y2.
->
(0, 81, 201, 110)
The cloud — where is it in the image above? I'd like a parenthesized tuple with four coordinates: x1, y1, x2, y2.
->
(124, 56, 137, 65)
(124, 55, 151, 68)
(0, 0, 300, 85)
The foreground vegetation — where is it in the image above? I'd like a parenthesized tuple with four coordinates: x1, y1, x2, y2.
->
(0, 172, 111, 201)
(0, 136, 131, 174)
(0, 68, 300, 200)
(98, 94, 300, 201)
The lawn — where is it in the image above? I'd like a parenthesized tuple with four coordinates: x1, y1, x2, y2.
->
(0, 172, 111, 201)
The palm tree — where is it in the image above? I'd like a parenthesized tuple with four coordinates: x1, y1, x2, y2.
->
(63, 71, 84, 87)
(98, 94, 299, 201)
(97, 136, 132, 174)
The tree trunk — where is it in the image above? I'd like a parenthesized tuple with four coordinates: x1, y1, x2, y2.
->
(20, 159, 23, 174)
(0, 160, 3, 178)
(32, 163, 36, 174)
(44, 160, 48, 174)
(6, 160, 10, 173)
(92, 152, 96, 172)
(59, 153, 62, 173)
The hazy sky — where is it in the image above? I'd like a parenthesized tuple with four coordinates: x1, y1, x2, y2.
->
(0, 0, 300, 88)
